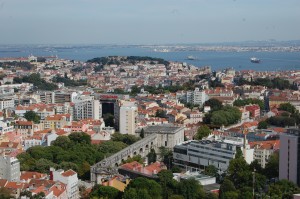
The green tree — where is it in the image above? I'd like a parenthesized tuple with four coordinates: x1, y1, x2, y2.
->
(233, 98, 265, 110)
(51, 136, 72, 149)
(204, 98, 223, 111)
(156, 110, 167, 118)
(140, 128, 145, 138)
(157, 170, 176, 199)
(112, 133, 140, 145)
(124, 177, 162, 199)
(194, 125, 211, 140)
(178, 178, 205, 199)
(35, 158, 57, 173)
(171, 166, 181, 173)
(223, 191, 238, 199)
(279, 103, 296, 114)
(249, 160, 263, 174)
(89, 185, 121, 199)
(258, 121, 268, 129)
(147, 148, 157, 164)
(32, 192, 46, 199)
(103, 113, 114, 127)
(227, 157, 250, 189)
(203, 165, 218, 177)
(267, 180, 300, 198)
(69, 132, 91, 145)
(264, 152, 279, 179)
(24, 110, 41, 123)
(205, 192, 218, 199)
(169, 195, 184, 199)
(0, 187, 12, 199)
(58, 162, 79, 172)
(123, 188, 138, 199)
(219, 178, 236, 199)
(235, 148, 243, 159)
(238, 187, 253, 199)
(123, 155, 144, 164)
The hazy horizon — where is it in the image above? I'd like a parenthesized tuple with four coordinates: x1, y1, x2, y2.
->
(0, 0, 299, 45)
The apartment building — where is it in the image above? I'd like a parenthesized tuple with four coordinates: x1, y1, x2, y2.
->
(73, 95, 101, 120)
(0, 97, 15, 111)
(119, 101, 138, 135)
(0, 155, 20, 182)
(178, 88, 208, 106)
(51, 168, 79, 199)
(279, 128, 300, 185)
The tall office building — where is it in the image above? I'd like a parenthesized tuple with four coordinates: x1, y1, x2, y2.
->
(119, 101, 138, 135)
(279, 128, 300, 185)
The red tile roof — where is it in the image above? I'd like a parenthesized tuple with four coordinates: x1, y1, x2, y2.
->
(61, 170, 76, 177)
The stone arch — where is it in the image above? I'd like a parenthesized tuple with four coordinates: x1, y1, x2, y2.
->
(115, 163, 119, 167)
(146, 144, 149, 149)
(133, 151, 137, 155)
(139, 148, 143, 153)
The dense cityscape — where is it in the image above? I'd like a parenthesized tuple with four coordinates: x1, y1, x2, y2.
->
(0, 54, 300, 198)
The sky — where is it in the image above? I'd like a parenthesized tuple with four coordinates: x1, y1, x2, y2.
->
(0, 0, 300, 44)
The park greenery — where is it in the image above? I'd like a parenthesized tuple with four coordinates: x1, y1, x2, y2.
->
(257, 121, 268, 129)
(17, 132, 137, 180)
(156, 109, 167, 118)
(24, 111, 41, 124)
(0, 61, 36, 70)
(194, 125, 211, 140)
(204, 105, 242, 127)
(0, 187, 12, 199)
(87, 56, 170, 67)
(111, 132, 141, 145)
(266, 103, 300, 127)
(13, 73, 58, 91)
(218, 151, 299, 199)
(52, 75, 87, 87)
(235, 77, 297, 90)
(130, 82, 196, 95)
(203, 98, 223, 112)
(88, 171, 207, 199)
(233, 98, 265, 110)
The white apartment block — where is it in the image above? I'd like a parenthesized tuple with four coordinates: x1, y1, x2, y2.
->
(73, 95, 101, 121)
(51, 168, 79, 199)
(0, 121, 14, 135)
(181, 88, 208, 106)
(0, 155, 20, 182)
(0, 98, 15, 111)
(253, 147, 274, 168)
(119, 101, 138, 135)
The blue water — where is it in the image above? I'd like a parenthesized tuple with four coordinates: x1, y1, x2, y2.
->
(0, 45, 300, 71)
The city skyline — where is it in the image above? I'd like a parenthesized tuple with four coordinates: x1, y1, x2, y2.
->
(0, 0, 299, 44)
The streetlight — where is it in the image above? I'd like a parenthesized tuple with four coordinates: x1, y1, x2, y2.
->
(253, 168, 256, 199)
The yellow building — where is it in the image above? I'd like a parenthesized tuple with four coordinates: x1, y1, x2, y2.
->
(41, 114, 71, 130)
(102, 176, 130, 192)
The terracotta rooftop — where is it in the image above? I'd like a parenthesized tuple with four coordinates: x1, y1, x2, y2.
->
(61, 170, 76, 177)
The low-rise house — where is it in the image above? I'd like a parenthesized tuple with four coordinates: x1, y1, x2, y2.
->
(15, 120, 34, 138)
(245, 104, 260, 118)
